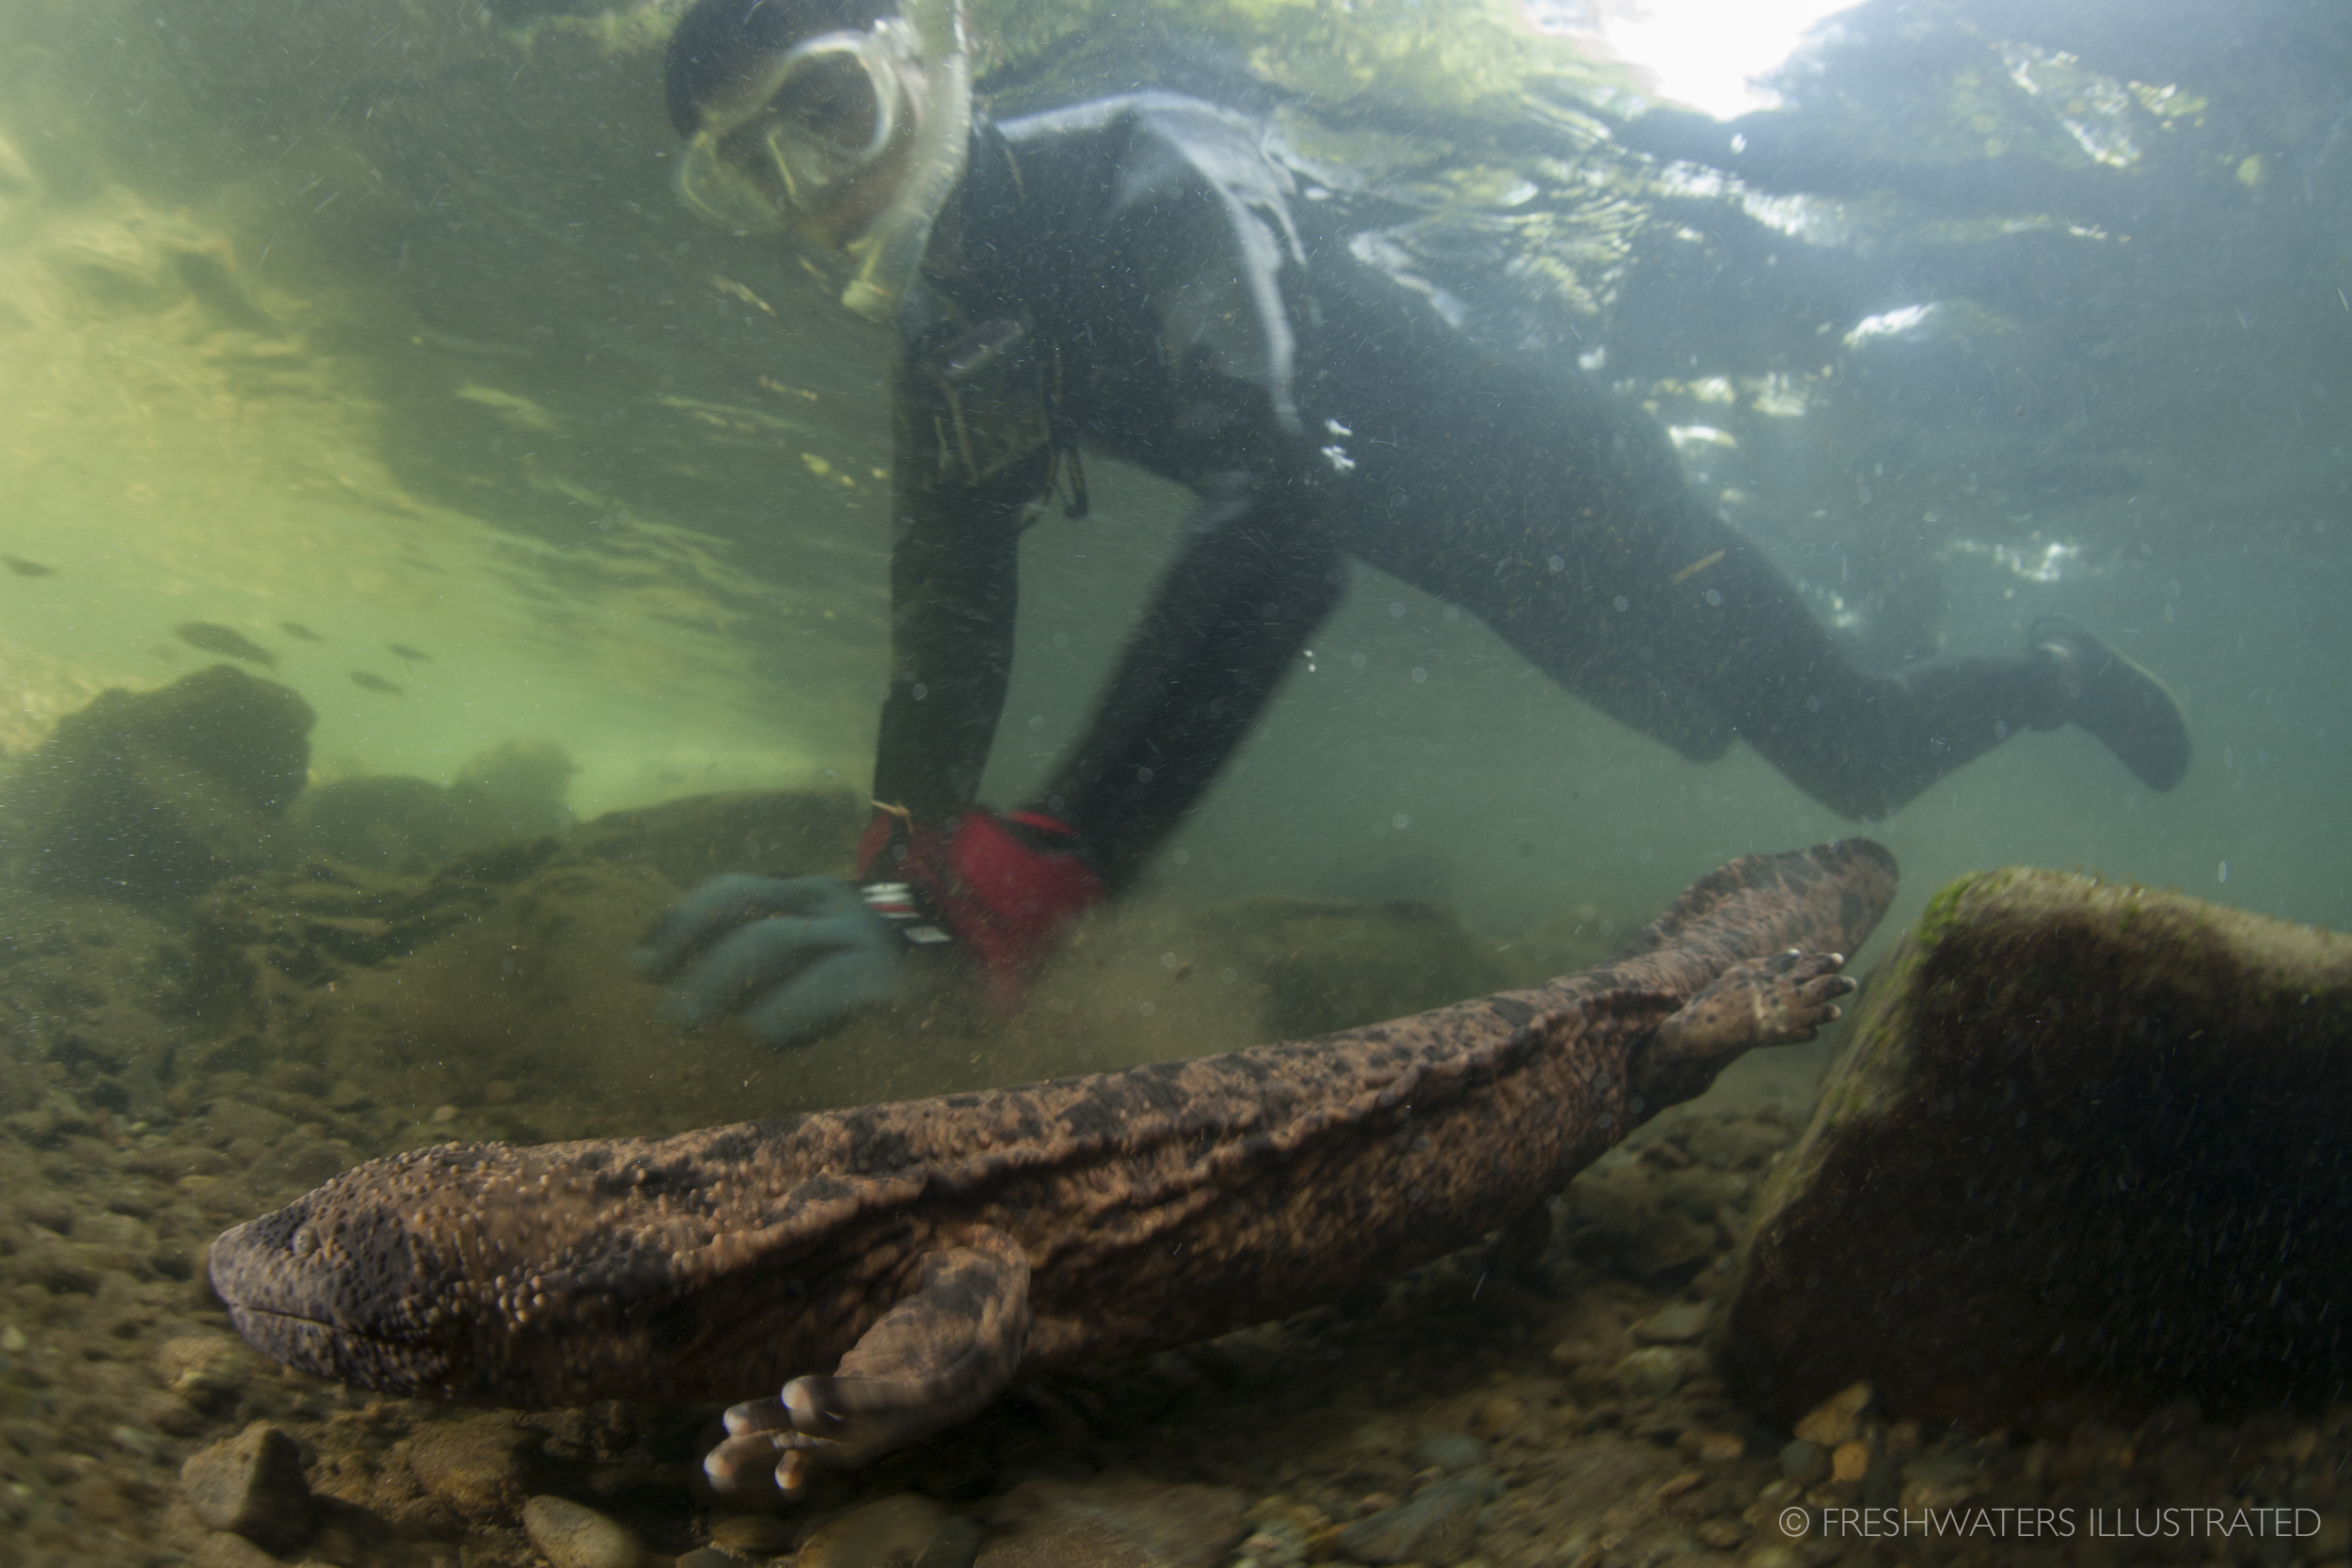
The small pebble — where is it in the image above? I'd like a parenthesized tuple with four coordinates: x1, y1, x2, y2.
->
(914, 1515, 983, 1568)
(707, 1513, 792, 1553)
(1, 1324, 24, 1353)
(1780, 1439, 1832, 1486)
(1791, 1381, 1872, 1447)
(432, 1104, 459, 1123)
(524, 1495, 642, 1568)
(1630, 1301, 1710, 1345)
(1832, 1440, 1872, 1482)
(1414, 1432, 1487, 1472)
(1337, 1466, 1493, 1566)
(675, 1552, 735, 1568)
(156, 1335, 250, 1400)
(1472, 1394, 1526, 1433)
(181, 1422, 313, 1555)
(1613, 1346, 1687, 1398)
(112, 1424, 163, 1458)
(798, 1494, 950, 1568)
(1693, 1430, 1746, 1463)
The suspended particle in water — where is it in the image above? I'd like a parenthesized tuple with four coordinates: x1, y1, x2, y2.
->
(1392, 813, 1410, 830)
(2218, 862, 2229, 883)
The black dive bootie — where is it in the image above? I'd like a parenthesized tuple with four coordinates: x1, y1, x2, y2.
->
(2028, 615, 2191, 791)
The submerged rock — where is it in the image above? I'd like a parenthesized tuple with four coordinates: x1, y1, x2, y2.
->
(798, 1493, 951, 1568)
(1719, 867, 2352, 1432)
(977, 1476, 1248, 1568)
(0, 664, 313, 901)
(1336, 1465, 1494, 1565)
(179, 1421, 313, 1555)
(284, 739, 578, 871)
(568, 788, 862, 888)
(521, 1495, 641, 1568)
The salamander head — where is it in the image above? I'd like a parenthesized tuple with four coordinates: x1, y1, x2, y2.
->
(207, 1172, 464, 1394)
(207, 1141, 694, 1404)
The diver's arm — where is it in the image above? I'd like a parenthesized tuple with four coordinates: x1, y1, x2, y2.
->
(868, 356, 1047, 823)
(827, 351, 1102, 1014)
(635, 361, 1067, 1048)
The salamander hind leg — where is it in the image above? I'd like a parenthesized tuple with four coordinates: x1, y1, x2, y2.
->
(1628, 949, 1854, 1111)
(705, 1227, 1032, 1497)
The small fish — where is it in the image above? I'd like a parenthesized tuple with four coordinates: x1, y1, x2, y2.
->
(4, 555, 56, 578)
(350, 672, 404, 695)
(280, 622, 323, 642)
(388, 643, 432, 661)
(175, 622, 278, 669)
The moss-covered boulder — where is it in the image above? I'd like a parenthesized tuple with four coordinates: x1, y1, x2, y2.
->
(1718, 867, 2352, 1433)
(281, 740, 581, 873)
(0, 664, 314, 902)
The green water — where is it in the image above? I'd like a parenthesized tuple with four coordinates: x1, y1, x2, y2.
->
(2, 0, 2346, 1003)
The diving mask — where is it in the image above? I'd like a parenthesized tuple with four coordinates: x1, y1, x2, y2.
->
(674, 0, 970, 324)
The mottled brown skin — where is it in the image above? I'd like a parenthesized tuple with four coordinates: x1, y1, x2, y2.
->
(210, 839, 1894, 1488)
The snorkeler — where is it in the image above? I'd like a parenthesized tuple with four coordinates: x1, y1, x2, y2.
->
(637, 0, 2191, 1043)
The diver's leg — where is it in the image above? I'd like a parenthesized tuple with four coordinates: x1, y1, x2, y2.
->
(1032, 474, 1345, 888)
(1586, 521, 2068, 818)
(1506, 504, 2186, 814)
(1485, 515, 2064, 819)
(1350, 395, 2179, 818)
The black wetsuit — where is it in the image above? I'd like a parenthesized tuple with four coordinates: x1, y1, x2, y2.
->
(875, 93, 2057, 889)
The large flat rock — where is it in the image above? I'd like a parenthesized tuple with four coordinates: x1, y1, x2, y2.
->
(1719, 867, 2352, 1433)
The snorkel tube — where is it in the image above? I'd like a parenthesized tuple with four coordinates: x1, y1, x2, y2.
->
(837, 0, 970, 323)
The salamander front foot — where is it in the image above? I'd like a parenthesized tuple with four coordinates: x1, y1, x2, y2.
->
(1628, 948, 1855, 1110)
(702, 1227, 1033, 1498)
